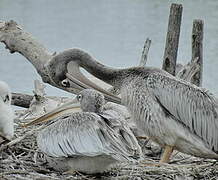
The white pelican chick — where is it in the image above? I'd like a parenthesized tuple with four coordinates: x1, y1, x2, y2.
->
(25, 89, 142, 174)
(0, 81, 14, 142)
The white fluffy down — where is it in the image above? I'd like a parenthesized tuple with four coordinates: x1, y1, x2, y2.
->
(0, 81, 14, 140)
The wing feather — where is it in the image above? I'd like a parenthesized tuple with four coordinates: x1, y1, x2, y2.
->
(37, 112, 135, 161)
(147, 72, 218, 152)
(100, 109, 142, 158)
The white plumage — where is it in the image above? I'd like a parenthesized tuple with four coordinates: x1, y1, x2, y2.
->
(0, 81, 14, 141)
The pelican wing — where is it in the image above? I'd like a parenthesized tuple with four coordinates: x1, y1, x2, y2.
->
(148, 72, 218, 152)
(37, 112, 135, 161)
(100, 108, 142, 158)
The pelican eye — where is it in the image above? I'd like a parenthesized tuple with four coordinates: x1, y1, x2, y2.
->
(4, 95, 9, 103)
(61, 79, 70, 87)
(77, 94, 82, 101)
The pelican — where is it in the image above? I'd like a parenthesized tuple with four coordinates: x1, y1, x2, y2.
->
(25, 89, 142, 174)
(0, 81, 14, 143)
(43, 48, 218, 163)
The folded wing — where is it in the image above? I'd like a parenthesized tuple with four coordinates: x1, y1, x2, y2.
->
(148, 72, 218, 153)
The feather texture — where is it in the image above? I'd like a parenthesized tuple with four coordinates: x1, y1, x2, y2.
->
(147, 72, 218, 153)
(37, 112, 139, 161)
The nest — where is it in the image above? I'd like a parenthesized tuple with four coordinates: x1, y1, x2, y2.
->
(1, 111, 218, 180)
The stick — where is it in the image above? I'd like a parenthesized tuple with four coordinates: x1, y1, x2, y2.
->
(191, 19, 204, 86)
(162, 4, 183, 75)
(139, 38, 151, 67)
(0, 126, 43, 152)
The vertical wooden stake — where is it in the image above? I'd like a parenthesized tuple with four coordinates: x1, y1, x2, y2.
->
(139, 38, 151, 67)
(162, 3, 183, 76)
(191, 19, 204, 86)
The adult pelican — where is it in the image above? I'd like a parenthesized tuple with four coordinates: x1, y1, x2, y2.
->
(25, 89, 142, 174)
(43, 48, 218, 163)
(0, 81, 14, 143)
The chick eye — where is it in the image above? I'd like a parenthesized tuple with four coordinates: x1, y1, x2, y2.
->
(77, 94, 82, 101)
(4, 95, 9, 103)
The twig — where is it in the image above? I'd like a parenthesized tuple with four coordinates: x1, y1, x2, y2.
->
(0, 170, 29, 176)
(0, 126, 43, 152)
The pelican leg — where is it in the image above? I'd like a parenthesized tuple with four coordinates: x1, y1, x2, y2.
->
(159, 145, 174, 163)
(140, 146, 173, 166)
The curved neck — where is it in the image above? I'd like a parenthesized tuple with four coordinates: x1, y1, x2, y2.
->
(49, 49, 123, 87)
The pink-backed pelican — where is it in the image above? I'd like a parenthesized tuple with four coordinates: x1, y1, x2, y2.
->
(43, 48, 218, 163)
(25, 89, 142, 174)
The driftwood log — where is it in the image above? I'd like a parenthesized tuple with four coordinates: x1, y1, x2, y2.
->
(11, 93, 33, 108)
(0, 20, 81, 96)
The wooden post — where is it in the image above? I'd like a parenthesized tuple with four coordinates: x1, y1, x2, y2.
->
(139, 38, 151, 67)
(191, 19, 204, 86)
(162, 3, 183, 75)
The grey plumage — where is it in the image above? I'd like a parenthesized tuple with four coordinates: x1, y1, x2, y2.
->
(36, 89, 142, 173)
(121, 70, 218, 158)
(46, 48, 218, 160)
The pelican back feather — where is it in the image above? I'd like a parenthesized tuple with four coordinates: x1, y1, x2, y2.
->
(147, 71, 218, 153)
(37, 112, 138, 161)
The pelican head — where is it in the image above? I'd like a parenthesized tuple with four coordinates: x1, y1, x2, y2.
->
(0, 81, 14, 141)
(0, 81, 11, 105)
(24, 89, 106, 127)
(47, 49, 122, 104)
(77, 89, 105, 113)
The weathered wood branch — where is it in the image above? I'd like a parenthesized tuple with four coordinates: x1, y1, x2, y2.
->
(12, 92, 70, 108)
(0, 20, 50, 81)
(0, 20, 80, 95)
(191, 19, 204, 86)
(12, 93, 33, 108)
(162, 3, 183, 75)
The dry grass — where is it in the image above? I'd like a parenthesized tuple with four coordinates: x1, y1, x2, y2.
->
(1, 111, 218, 180)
